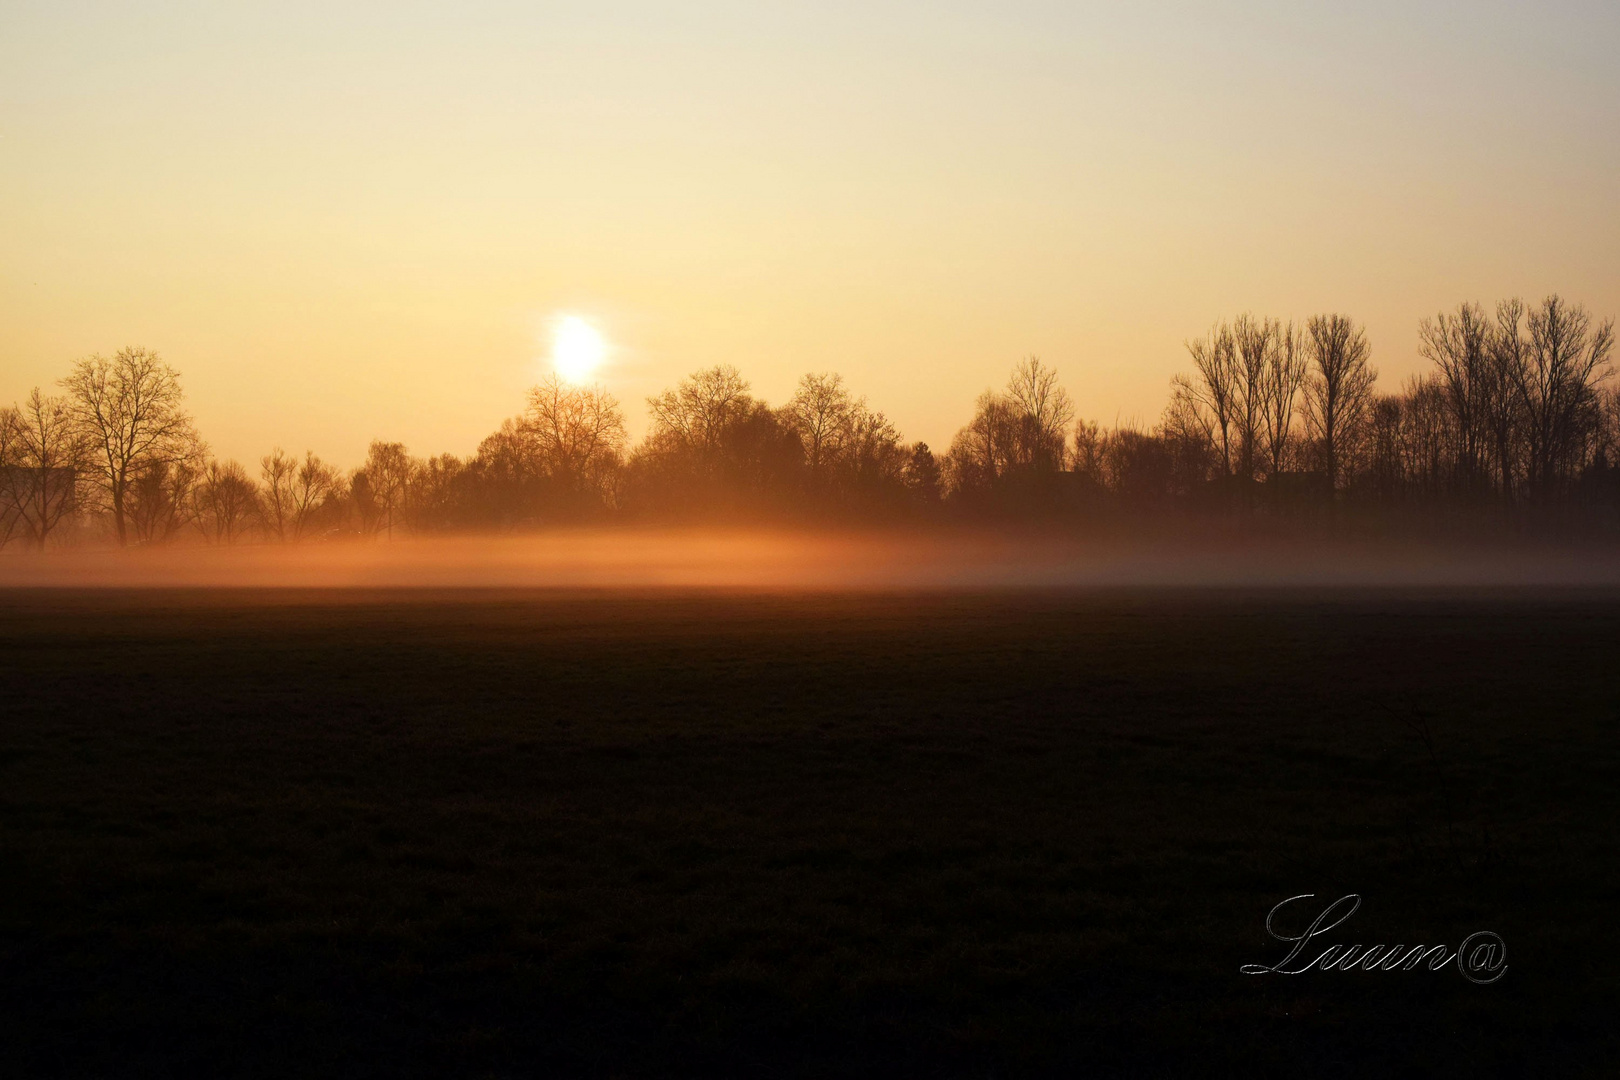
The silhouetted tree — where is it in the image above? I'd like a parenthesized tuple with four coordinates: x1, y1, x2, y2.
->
(194, 460, 258, 544)
(0, 405, 24, 549)
(1071, 421, 1106, 491)
(517, 375, 627, 509)
(629, 367, 802, 518)
(1419, 302, 1495, 497)
(358, 441, 411, 537)
(1103, 425, 1182, 505)
(464, 419, 544, 528)
(903, 441, 941, 504)
(1172, 323, 1239, 478)
(782, 373, 854, 483)
(946, 389, 1013, 495)
(1260, 322, 1307, 481)
(289, 452, 341, 538)
(1480, 305, 1527, 502)
(946, 358, 1073, 502)
(645, 365, 754, 467)
(777, 373, 909, 510)
(833, 401, 908, 507)
(1230, 314, 1276, 481)
(126, 454, 205, 544)
(1304, 315, 1376, 491)
(403, 453, 469, 532)
(1367, 392, 1407, 502)
(1505, 295, 1613, 501)
(1397, 375, 1455, 502)
(260, 449, 339, 540)
(7, 389, 83, 548)
(23, 299, 1620, 542)
(61, 347, 200, 545)
(1005, 357, 1074, 473)
(259, 449, 298, 541)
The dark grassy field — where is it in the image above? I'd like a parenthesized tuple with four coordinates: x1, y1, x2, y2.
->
(2, 588, 1617, 1077)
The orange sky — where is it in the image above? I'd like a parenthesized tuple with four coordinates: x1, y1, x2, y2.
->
(3, 2, 1617, 467)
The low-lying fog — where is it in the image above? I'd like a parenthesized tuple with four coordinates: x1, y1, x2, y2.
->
(4, 529, 1620, 589)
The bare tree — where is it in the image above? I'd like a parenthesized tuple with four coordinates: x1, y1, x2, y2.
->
(1004, 357, 1074, 472)
(288, 452, 340, 540)
(259, 448, 298, 541)
(467, 418, 543, 527)
(358, 441, 411, 537)
(1303, 315, 1377, 491)
(1367, 392, 1407, 501)
(1505, 295, 1614, 499)
(1071, 420, 1106, 488)
(646, 366, 754, 462)
(260, 449, 339, 540)
(946, 358, 1076, 497)
(1399, 374, 1455, 501)
(837, 401, 907, 491)
(194, 460, 258, 544)
(1172, 323, 1240, 477)
(628, 367, 800, 516)
(1230, 314, 1275, 481)
(1484, 300, 1533, 501)
(9, 390, 83, 548)
(127, 453, 205, 544)
(781, 372, 855, 480)
(520, 374, 628, 498)
(403, 454, 467, 532)
(60, 347, 199, 546)
(1419, 302, 1495, 495)
(946, 389, 1015, 493)
(1260, 321, 1307, 480)
(0, 405, 24, 550)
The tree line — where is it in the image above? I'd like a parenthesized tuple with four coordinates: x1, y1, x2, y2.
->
(1, 294, 1615, 549)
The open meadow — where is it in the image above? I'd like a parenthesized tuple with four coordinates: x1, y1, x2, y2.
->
(2, 587, 1617, 1077)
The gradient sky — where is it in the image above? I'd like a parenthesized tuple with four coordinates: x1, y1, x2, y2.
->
(3, 1, 1617, 467)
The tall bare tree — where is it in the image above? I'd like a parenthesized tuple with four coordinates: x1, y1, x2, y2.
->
(60, 347, 199, 545)
(1260, 322, 1307, 479)
(781, 373, 855, 480)
(9, 389, 83, 548)
(1419, 302, 1495, 495)
(520, 374, 628, 498)
(0, 405, 24, 550)
(1005, 356, 1074, 472)
(358, 441, 411, 538)
(1230, 314, 1275, 481)
(288, 452, 340, 540)
(1172, 323, 1240, 477)
(257, 450, 340, 540)
(1505, 295, 1614, 499)
(1303, 315, 1377, 491)
(259, 448, 298, 541)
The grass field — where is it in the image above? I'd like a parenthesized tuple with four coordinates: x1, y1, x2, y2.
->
(2, 588, 1617, 1077)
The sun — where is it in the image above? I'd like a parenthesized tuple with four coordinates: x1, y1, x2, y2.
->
(551, 315, 607, 384)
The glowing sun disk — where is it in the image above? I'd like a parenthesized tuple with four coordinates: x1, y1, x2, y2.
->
(552, 316, 606, 383)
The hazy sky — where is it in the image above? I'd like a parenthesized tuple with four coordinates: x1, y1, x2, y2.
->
(3, 1, 1617, 466)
